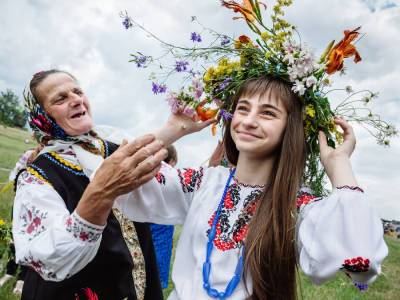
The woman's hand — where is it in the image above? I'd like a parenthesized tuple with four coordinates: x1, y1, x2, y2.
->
(318, 117, 358, 188)
(77, 134, 167, 225)
(155, 112, 217, 147)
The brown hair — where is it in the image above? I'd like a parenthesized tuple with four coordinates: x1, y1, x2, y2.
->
(223, 76, 306, 300)
(29, 69, 77, 106)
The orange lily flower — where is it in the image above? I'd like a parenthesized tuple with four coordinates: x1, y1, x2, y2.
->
(211, 123, 217, 136)
(196, 101, 219, 122)
(221, 0, 266, 23)
(238, 35, 251, 43)
(326, 27, 362, 75)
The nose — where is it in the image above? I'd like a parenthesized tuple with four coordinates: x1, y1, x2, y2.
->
(241, 111, 258, 128)
(69, 92, 83, 107)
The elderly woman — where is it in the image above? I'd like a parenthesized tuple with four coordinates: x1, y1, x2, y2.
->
(12, 70, 166, 300)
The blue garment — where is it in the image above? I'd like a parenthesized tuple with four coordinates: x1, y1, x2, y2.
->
(150, 224, 174, 289)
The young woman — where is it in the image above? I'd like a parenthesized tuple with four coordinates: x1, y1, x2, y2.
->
(110, 76, 387, 299)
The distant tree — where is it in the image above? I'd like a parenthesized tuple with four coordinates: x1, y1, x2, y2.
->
(0, 89, 27, 128)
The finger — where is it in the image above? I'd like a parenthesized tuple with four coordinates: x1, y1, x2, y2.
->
(133, 148, 168, 177)
(119, 134, 156, 156)
(127, 140, 165, 167)
(133, 164, 162, 187)
(196, 118, 217, 131)
(318, 131, 330, 153)
(334, 117, 355, 140)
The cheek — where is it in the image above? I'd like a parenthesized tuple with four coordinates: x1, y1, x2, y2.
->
(47, 106, 67, 125)
(83, 98, 92, 115)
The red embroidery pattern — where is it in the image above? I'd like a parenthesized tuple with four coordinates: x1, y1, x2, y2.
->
(155, 172, 166, 185)
(296, 190, 320, 211)
(75, 287, 99, 300)
(207, 184, 263, 251)
(65, 213, 103, 243)
(21, 254, 57, 280)
(178, 167, 203, 193)
(342, 257, 370, 273)
(20, 205, 48, 240)
(18, 170, 47, 187)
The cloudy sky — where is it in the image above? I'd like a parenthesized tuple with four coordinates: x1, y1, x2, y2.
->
(0, 0, 399, 220)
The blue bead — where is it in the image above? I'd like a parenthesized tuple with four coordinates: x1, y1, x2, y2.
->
(218, 292, 225, 299)
(203, 282, 210, 289)
(208, 288, 219, 297)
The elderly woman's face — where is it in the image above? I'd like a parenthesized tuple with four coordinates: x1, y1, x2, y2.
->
(36, 73, 93, 136)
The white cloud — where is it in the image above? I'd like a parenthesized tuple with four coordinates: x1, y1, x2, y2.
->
(0, 0, 399, 219)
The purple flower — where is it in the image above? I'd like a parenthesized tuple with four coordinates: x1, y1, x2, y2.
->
(175, 61, 189, 72)
(220, 35, 230, 46)
(220, 109, 233, 121)
(191, 32, 202, 43)
(189, 69, 200, 77)
(152, 82, 167, 94)
(135, 55, 150, 68)
(166, 93, 181, 113)
(183, 106, 196, 118)
(122, 16, 132, 29)
(216, 77, 232, 92)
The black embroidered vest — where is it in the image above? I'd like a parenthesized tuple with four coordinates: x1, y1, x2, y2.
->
(18, 141, 162, 300)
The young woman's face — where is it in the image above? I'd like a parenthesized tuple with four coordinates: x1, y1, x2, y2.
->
(36, 73, 93, 136)
(230, 91, 288, 160)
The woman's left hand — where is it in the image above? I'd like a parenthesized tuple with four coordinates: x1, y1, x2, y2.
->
(318, 116, 358, 187)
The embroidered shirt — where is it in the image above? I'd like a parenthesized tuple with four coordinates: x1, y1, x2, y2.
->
(114, 163, 388, 300)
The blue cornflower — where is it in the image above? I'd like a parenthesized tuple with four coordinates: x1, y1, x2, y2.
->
(216, 77, 232, 92)
(134, 54, 150, 68)
(191, 32, 202, 43)
(152, 82, 167, 95)
(220, 109, 233, 121)
(175, 61, 189, 72)
(220, 35, 230, 46)
(122, 16, 132, 29)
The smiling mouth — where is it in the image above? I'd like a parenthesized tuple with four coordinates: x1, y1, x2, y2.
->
(71, 111, 86, 119)
(237, 131, 260, 138)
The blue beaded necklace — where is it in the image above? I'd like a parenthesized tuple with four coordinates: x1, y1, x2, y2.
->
(202, 168, 243, 299)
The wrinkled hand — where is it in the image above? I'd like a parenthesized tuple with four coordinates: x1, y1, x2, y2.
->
(90, 134, 167, 200)
(319, 117, 358, 187)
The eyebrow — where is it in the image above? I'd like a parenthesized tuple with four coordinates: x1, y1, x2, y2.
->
(237, 99, 283, 114)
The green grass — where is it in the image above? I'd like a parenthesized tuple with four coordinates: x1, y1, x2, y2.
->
(1, 126, 399, 299)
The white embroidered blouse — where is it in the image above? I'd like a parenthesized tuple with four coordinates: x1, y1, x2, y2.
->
(12, 135, 388, 299)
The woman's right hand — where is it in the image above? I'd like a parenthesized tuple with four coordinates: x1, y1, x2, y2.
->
(77, 134, 167, 225)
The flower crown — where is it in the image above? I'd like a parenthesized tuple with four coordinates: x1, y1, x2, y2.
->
(122, 0, 397, 195)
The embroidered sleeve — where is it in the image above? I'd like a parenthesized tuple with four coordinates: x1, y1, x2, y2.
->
(296, 186, 388, 290)
(115, 162, 206, 225)
(13, 177, 104, 282)
(296, 187, 322, 212)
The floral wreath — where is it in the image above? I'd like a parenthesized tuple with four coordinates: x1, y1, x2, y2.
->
(121, 0, 397, 195)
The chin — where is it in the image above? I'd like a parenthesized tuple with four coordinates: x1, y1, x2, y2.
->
(66, 122, 93, 136)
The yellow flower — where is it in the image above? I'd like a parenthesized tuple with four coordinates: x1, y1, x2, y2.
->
(261, 31, 270, 41)
(0, 219, 5, 226)
(305, 105, 316, 118)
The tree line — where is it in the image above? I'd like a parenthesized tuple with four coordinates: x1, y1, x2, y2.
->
(0, 89, 27, 128)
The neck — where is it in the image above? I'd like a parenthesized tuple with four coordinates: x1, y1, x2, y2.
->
(235, 153, 276, 187)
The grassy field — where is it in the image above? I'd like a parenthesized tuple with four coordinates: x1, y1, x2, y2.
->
(0, 126, 399, 299)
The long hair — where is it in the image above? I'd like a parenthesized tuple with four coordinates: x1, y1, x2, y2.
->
(222, 76, 306, 300)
